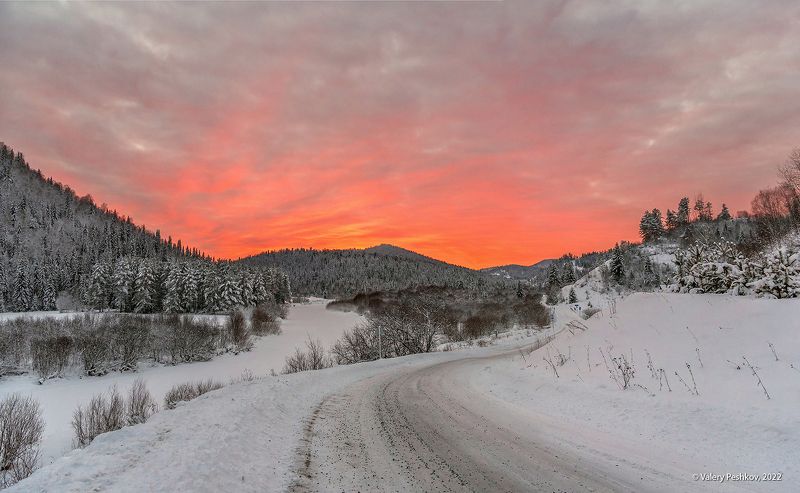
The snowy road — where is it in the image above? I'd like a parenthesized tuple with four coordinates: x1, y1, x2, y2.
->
(289, 343, 731, 493)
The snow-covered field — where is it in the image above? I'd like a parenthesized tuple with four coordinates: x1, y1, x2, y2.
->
(0, 298, 363, 465)
(473, 292, 800, 489)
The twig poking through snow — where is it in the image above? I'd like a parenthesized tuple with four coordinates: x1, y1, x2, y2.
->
(658, 368, 671, 392)
(768, 342, 779, 362)
(686, 363, 699, 395)
(645, 350, 657, 379)
(695, 348, 704, 368)
(586, 345, 591, 373)
(743, 356, 770, 400)
(674, 369, 697, 396)
(543, 357, 560, 378)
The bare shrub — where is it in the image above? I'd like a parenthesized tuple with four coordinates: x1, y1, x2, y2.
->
(282, 347, 309, 374)
(330, 323, 379, 364)
(112, 318, 150, 371)
(126, 379, 157, 425)
(514, 299, 550, 328)
(163, 315, 219, 364)
(163, 379, 224, 410)
(72, 386, 126, 448)
(251, 304, 281, 336)
(581, 307, 602, 320)
(74, 328, 111, 376)
(0, 324, 29, 372)
(463, 313, 500, 339)
(163, 383, 195, 410)
(227, 310, 251, 351)
(283, 337, 332, 374)
(30, 335, 74, 379)
(230, 369, 255, 384)
(0, 394, 44, 487)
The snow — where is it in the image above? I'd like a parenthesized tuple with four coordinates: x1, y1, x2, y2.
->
(9, 293, 799, 491)
(9, 333, 539, 493)
(471, 292, 800, 490)
(0, 298, 363, 465)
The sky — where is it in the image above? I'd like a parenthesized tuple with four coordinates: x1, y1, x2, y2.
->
(1, 1, 799, 269)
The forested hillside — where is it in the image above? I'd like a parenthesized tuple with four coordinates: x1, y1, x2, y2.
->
(237, 246, 502, 298)
(0, 142, 205, 311)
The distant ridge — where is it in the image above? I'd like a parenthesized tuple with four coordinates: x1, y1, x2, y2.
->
(237, 244, 501, 298)
(481, 259, 555, 281)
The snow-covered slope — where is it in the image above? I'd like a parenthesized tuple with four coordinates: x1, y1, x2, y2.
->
(0, 299, 363, 465)
(475, 293, 800, 489)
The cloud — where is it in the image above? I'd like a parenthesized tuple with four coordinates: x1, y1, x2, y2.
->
(1, 1, 798, 267)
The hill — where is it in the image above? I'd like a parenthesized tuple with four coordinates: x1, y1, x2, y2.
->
(0, 142, 206, 311)
(481, 259, 555, 281)
(236, 246, 501, 298)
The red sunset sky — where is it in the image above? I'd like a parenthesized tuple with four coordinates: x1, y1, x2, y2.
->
(1, 2, 798, 268)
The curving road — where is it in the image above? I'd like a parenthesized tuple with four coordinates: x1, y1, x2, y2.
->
(288, 344, 729, 493)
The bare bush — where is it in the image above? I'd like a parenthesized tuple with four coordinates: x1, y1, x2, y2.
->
(163, 379, 224, 410)
(0, 394, 44, 488)
(74, 328, 111, 376)
(126, 379, 157, 425)
(112, 318, 150, 371)
(72, 386, 126, 448)
(581, 307, 602, 320)
(162, 315, 219, 364)
(282, 337, 332, 374)
(330, 323, 379, 364)
(30, 335, 73, 379)
(514, 299, 550, 328)
(227, 310, 251, 351)
(251, 304, 281, 336)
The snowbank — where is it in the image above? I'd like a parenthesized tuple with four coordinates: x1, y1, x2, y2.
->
(471, 292, 800, 490)
(0, 299, 363, 464)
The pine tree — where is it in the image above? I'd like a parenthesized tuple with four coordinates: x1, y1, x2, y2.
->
(42, 278, 57, 310)
(562, 263, 577, 284)
(717, 203, 731, 221)
(133, 261, 156, 313)
(665, 209, 678, 231)
(163, 263, 185, 313)
(568, 287, 578, 303)
(677, 197, 691, 225)
(114, 257, 136, 312)
(274, 271, 292, 304)
(610, 244, 625, 283)
(546, 263, 561, 290)
(86, 262, 112, 310)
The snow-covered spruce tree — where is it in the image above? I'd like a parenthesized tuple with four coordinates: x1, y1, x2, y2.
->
(217, 274, 242, 312)
(84, 262, 113, 310)
(568, 287, 578, 303)
(546, 263, 561, 290)
(610, 244, 625, 283)
(562, 263, 577, 284)
(677, 197, 691, 225)
(162, 263, 184, 314)
(748, 249, 800, 299)
(639, 209, 665, 242)
(114, 257, 137, 312)
(133, 260, 157, 313)
(717, 203, 732, 221)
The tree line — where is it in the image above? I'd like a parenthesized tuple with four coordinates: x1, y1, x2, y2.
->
(81, 258, 291, 314)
